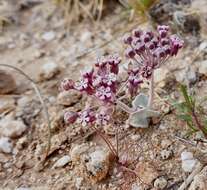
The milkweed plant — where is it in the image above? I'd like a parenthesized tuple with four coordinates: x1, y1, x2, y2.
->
(61, 25, 183, 159)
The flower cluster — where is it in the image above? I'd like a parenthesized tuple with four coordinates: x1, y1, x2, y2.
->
(61, 54, 121, 104)
(123, 25, 183, 96)
(61, 25, 183, 127)
(64, 109, 110, 127)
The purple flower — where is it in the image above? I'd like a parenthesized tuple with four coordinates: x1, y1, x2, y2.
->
(81, 67, 94, 83)
(77, 110, 95, 127)
(123, 33, 133, 45)
(124, 25, 183, 74)
(170, 35, 184, 56)
(108, 54, 121, 74)
(127, 69, 143, 96)
(96, 111, 110, 125)
(103, 73, 117, 86)
(75, 78, 89, 91)
(125, 47, 136, 58)
(141, 64, 153, 79)
(96, 86, 113, 101)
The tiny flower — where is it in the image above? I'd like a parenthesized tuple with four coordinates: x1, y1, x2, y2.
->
(157, 25, 169, 31)
(61, 78, 74, 91)
(160, 38, 170, 46)
(154, 47, 166, 59)
(129, 74, 143, 86)
(96, 86, 112, 101)
(145, 42, 155, 50)
(64, 111, 78, 124)
(92, 75, 102, 87)
(81, 67, 94, 81)
(141, 64, 153, 79)
(132, 28, 142, 38)
(123, 33, 133, 44)
(108, 54, 121, 74)
(77, 110, 95, 127)
(96, 111, 110, 125)
(125, 47, 136, 58)
(103, 73, 117, 86)
(135, 43, 145, 54)
(142, 32, 152, 43)
(170, 35, 184, 56)
(108, 54, 121, 66)
(75, 78, 89, 91)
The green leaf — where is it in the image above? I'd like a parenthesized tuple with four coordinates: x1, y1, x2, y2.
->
(178, 114, 192, 122)
(139, 0, 155, 8)
(180, 84, 195, 111)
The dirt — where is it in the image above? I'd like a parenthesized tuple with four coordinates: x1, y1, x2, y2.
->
(0, 0, 207, 190)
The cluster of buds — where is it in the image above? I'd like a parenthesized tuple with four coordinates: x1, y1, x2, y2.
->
(123, 25, 183, 93)
(61, 25, 183, 127)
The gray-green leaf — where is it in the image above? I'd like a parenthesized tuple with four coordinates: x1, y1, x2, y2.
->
(132, 93, 148, 108)
(129, 109, 160, 128)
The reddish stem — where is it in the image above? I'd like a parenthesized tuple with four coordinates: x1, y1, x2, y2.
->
(91, 125, 118, 159)
(192, 110, 207, 138)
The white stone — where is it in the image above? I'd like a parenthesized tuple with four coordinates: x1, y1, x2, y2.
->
(53, 155, 71, 168)
(0, 137, 12, 153)
(70, 144, 89, 162)
(187, 69, 197, 84)
(16, 188, 31, 190)
(130, 134, 141, 141)
(154, 177, 168, 189)
(40, 62, 59, 80)
(181, 151, 197, 172)
(199, 41, 207, 51)
(75, 177, 83, 189)
(161, 149, 173, 160)
(42, 31, 55, 42)
(80, 31, 92, 42)
(0, 119, 27, 138)
(197, 60, 207, 76)
(131, 183, 141, 190)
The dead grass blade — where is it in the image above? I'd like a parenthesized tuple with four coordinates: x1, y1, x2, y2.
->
(0, 64, 51, 163)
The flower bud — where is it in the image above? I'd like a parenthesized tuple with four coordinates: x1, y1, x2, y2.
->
(61, 79, 74, 91)
(123, 33, 133, 45)
(64, 111, 78, 124)
(132, 29, 143, 38)
(125, 47, 136, 58)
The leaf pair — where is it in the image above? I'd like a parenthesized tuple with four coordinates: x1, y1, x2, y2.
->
(129, 93, 159, 128)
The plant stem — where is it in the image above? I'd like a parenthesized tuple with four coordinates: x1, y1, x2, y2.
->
(116, 99, 136, 113)
(91, 125, 118, 159)
(192, 110, 207, 138)
(148, 70, 154, 108)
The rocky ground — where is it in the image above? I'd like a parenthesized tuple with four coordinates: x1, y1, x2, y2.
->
(0, 0, 207, 189)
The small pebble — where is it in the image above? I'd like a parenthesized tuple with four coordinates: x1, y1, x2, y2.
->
(154, 177, 168, 189)
(42, 31, 56, 42)
(181, 151, 197, 172)
(161, 149, 173, 160)
(53, 155, 71, 168)
(0, 137, 13, 153)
